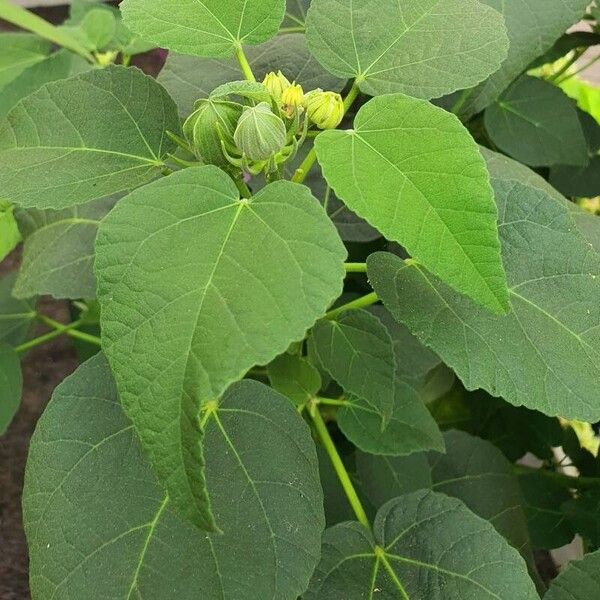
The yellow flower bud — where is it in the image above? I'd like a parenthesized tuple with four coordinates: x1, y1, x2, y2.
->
(306, 90, 345, 130)
(262, 70, 291, 102)
(281, 83, 305, 118)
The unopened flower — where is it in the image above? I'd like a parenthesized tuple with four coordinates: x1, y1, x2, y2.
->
(306, 90, 345, 129)
(234, 102, 287, 161)
(262, 70, 291, 102)
(281, 83, 305, 118)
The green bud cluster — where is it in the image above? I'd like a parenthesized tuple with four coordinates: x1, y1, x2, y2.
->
(182, 70, 345, 178)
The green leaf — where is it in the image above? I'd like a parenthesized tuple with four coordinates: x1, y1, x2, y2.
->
(518, 472, 574, 550)
(0, 344, 21, 435)
(305, 0, 509, 99)
(284, 0, 310, 27)
(430, 430, 531, 556)
(77, 7, 117, 51)
(305, 489, 538, 599)
(484, 76, 588, 167)
(312, 310, 443, 455)
(338, 386, 444, 457)
(311, 310, 395, 426)
(368, 176, 600, 422)
(0, 66, 179, 209)
(95, 165, 345, 528)
(121, 0, 285, 57)
(267, 352, 321, 405)
(0, 49, 91, 119)
(562, 491, 600, 549)
(355, 451, 432, 510)
(0, 202, 21, 262)
(13, 197, 115, 300)
(0, 273, 36, 346)
(24, 354, 324, 599)
(544, 549, 600, 599)
(0, 33, 51, 88)
(210, 80, 271, 103)
(455, 0, 590, 117)
(158, 34, 344, 117)
(316, 94, 509, 313)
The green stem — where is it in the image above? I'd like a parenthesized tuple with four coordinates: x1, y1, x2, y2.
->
(309, 402, 370, 528)
(345, 262, 367, 273)
(556, 53, 600, 84)
(325, 292, 378, 320)
(291, 80, 361, 184)
(450, 87, 474, 116)
(0, 0, 94, 61)
(234, 177, 252, 198)
(513, 465, 600, 490)
(279, 26, 305, 33)
(37, 315, 102, 347)
(235, 44, 256, 82)
(549, 49, 585, 82)
(316, 396, 347, 407)
(16, 318, 93, 354)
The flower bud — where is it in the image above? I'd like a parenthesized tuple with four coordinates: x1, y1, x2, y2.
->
(281, 83, 305, 118)
(306, 90, 345, 129)
(183, 99, 242, 166)
(262, 70, 291, 102)
(234, 102, 287, 161)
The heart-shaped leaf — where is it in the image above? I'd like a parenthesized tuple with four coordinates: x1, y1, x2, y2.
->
(0, 66, 180, 209)
(23, 354, 324, 599)
(316, 94, 509, 313)
(368, 177, 600, 421)
(306, 0, 509, 98)
(121, 0, 285, 57)
(305, 489, 538, 599)
(95, 165, 345, 528)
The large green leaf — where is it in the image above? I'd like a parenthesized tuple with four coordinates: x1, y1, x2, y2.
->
(121, 0, 285, 57)
(14, 197, 115, 300)
(0, 49, 90, 119)
(544, 549, 600, 599)
(484, 76, 588, 167)
(456, 0, 590, 117)
(0, 33, 51, 88)
(316, 94, 509, 313)
(368, 175, 600, 421)
(0, 273, 37, 346)
(430, 431, 531, 556)
(95, 165, 345, 528)
(0, 66, 179, 209)
(23, 355, 324, 599)
(305, 489, 538, 599)
(0, 344, 21, 435)
(305, 0, 509, 99)
(158, 34, 344, 118)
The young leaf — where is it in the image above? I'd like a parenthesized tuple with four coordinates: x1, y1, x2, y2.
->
(484, 76, 588, 167)
(311, 310, 396, 426)
(544, 549, 600, 599)
(0, 344, 22, 435)
(159, 34, 344, 118)
(13, 197, 115, 300)
(95, 165, 345, 528)
(0, 202, 21, 262)
(305, 0, 509, 99)
(0, 33, 51, 88)
(267, 352, 322, 405)
(0, 49, 91, 119)
(121, 0, 285, 57)
(316, 94, 509, 313)
(368, 178, 600, 422)
(337, 386, 444, 457)
(455, 0, 591, 117)
(23, 355, 324, 599)
(305, 490, 538, 599)
(0, 66, 180, 209)
(0, 273, 37, 346)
